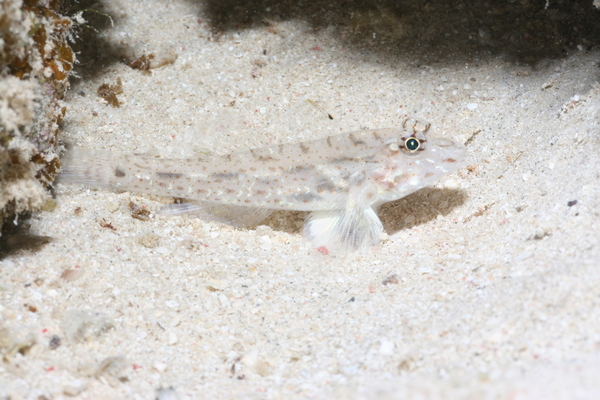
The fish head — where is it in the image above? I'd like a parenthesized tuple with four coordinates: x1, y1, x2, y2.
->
(372, 120, 467, 204)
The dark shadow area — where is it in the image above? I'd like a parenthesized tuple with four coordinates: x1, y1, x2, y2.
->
(61, 0, 133, 80)
(252, 188, 467, 238)
(59, 0, 600, 83)
(379, 188, 468, 235)
(0, 218, 52, 261)
(195, 0, 600, 65)
(255, 209, 307, 234)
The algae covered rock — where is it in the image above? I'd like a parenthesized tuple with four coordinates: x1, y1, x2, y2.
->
(0, 0, 73, 232)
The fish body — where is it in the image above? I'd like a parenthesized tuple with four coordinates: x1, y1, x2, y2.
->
(60, 119, 466, 252)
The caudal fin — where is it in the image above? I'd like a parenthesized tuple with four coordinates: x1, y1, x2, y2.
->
(57, 148, 124, 190)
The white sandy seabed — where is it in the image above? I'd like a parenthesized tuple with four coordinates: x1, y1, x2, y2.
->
(1, 0, 600, 399)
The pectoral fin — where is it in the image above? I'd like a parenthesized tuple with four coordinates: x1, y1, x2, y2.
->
(303, 206, 383, 253)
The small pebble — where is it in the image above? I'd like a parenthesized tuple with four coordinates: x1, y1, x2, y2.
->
(153, 361, 168, 372)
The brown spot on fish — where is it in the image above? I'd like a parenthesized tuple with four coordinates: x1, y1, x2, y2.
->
(299, 143, 310, 154)
(352, 174, 367, 185)
(425, 172, 434, 178)
(316, 178, 345, 193)
(197, 188, 207, 194)
(156, 172, 184, 179)
(222, 154, 233, 162)
(290, 193, 321, 204)
(133, 160, 150, 169)
(176, 186, 185, 191)
(288, 165, 315, 174)
(330, 157, 352, 164)
(211, 172, 239, 179)
(349, 133, 365, 146)
(357, 154, 376, 162)
(443, 158, 457, 163)
(291, 193, 322, 203)
(371, 131, 382, 141)
(326, 137, 332, 147)
(114, 167, 126, 177)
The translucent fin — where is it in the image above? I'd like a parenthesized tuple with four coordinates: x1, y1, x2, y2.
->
(148, 109, 247, 159)
(303, 206, 383, 253)
(159, 201, 273, 227)
(281, 98, 340, 142)
(193, 108, 250, 156)
(58, 148, 121, 190)
(158, 202, 205, 216)
(160, 98, 338, 159)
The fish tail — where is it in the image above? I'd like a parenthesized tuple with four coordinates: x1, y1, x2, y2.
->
(57, 148, 123, 190)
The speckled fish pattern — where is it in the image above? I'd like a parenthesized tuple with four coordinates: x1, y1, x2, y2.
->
(60, 119, 467, 252)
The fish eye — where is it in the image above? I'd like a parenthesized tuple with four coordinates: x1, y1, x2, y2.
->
(404, 137, 421, 152)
